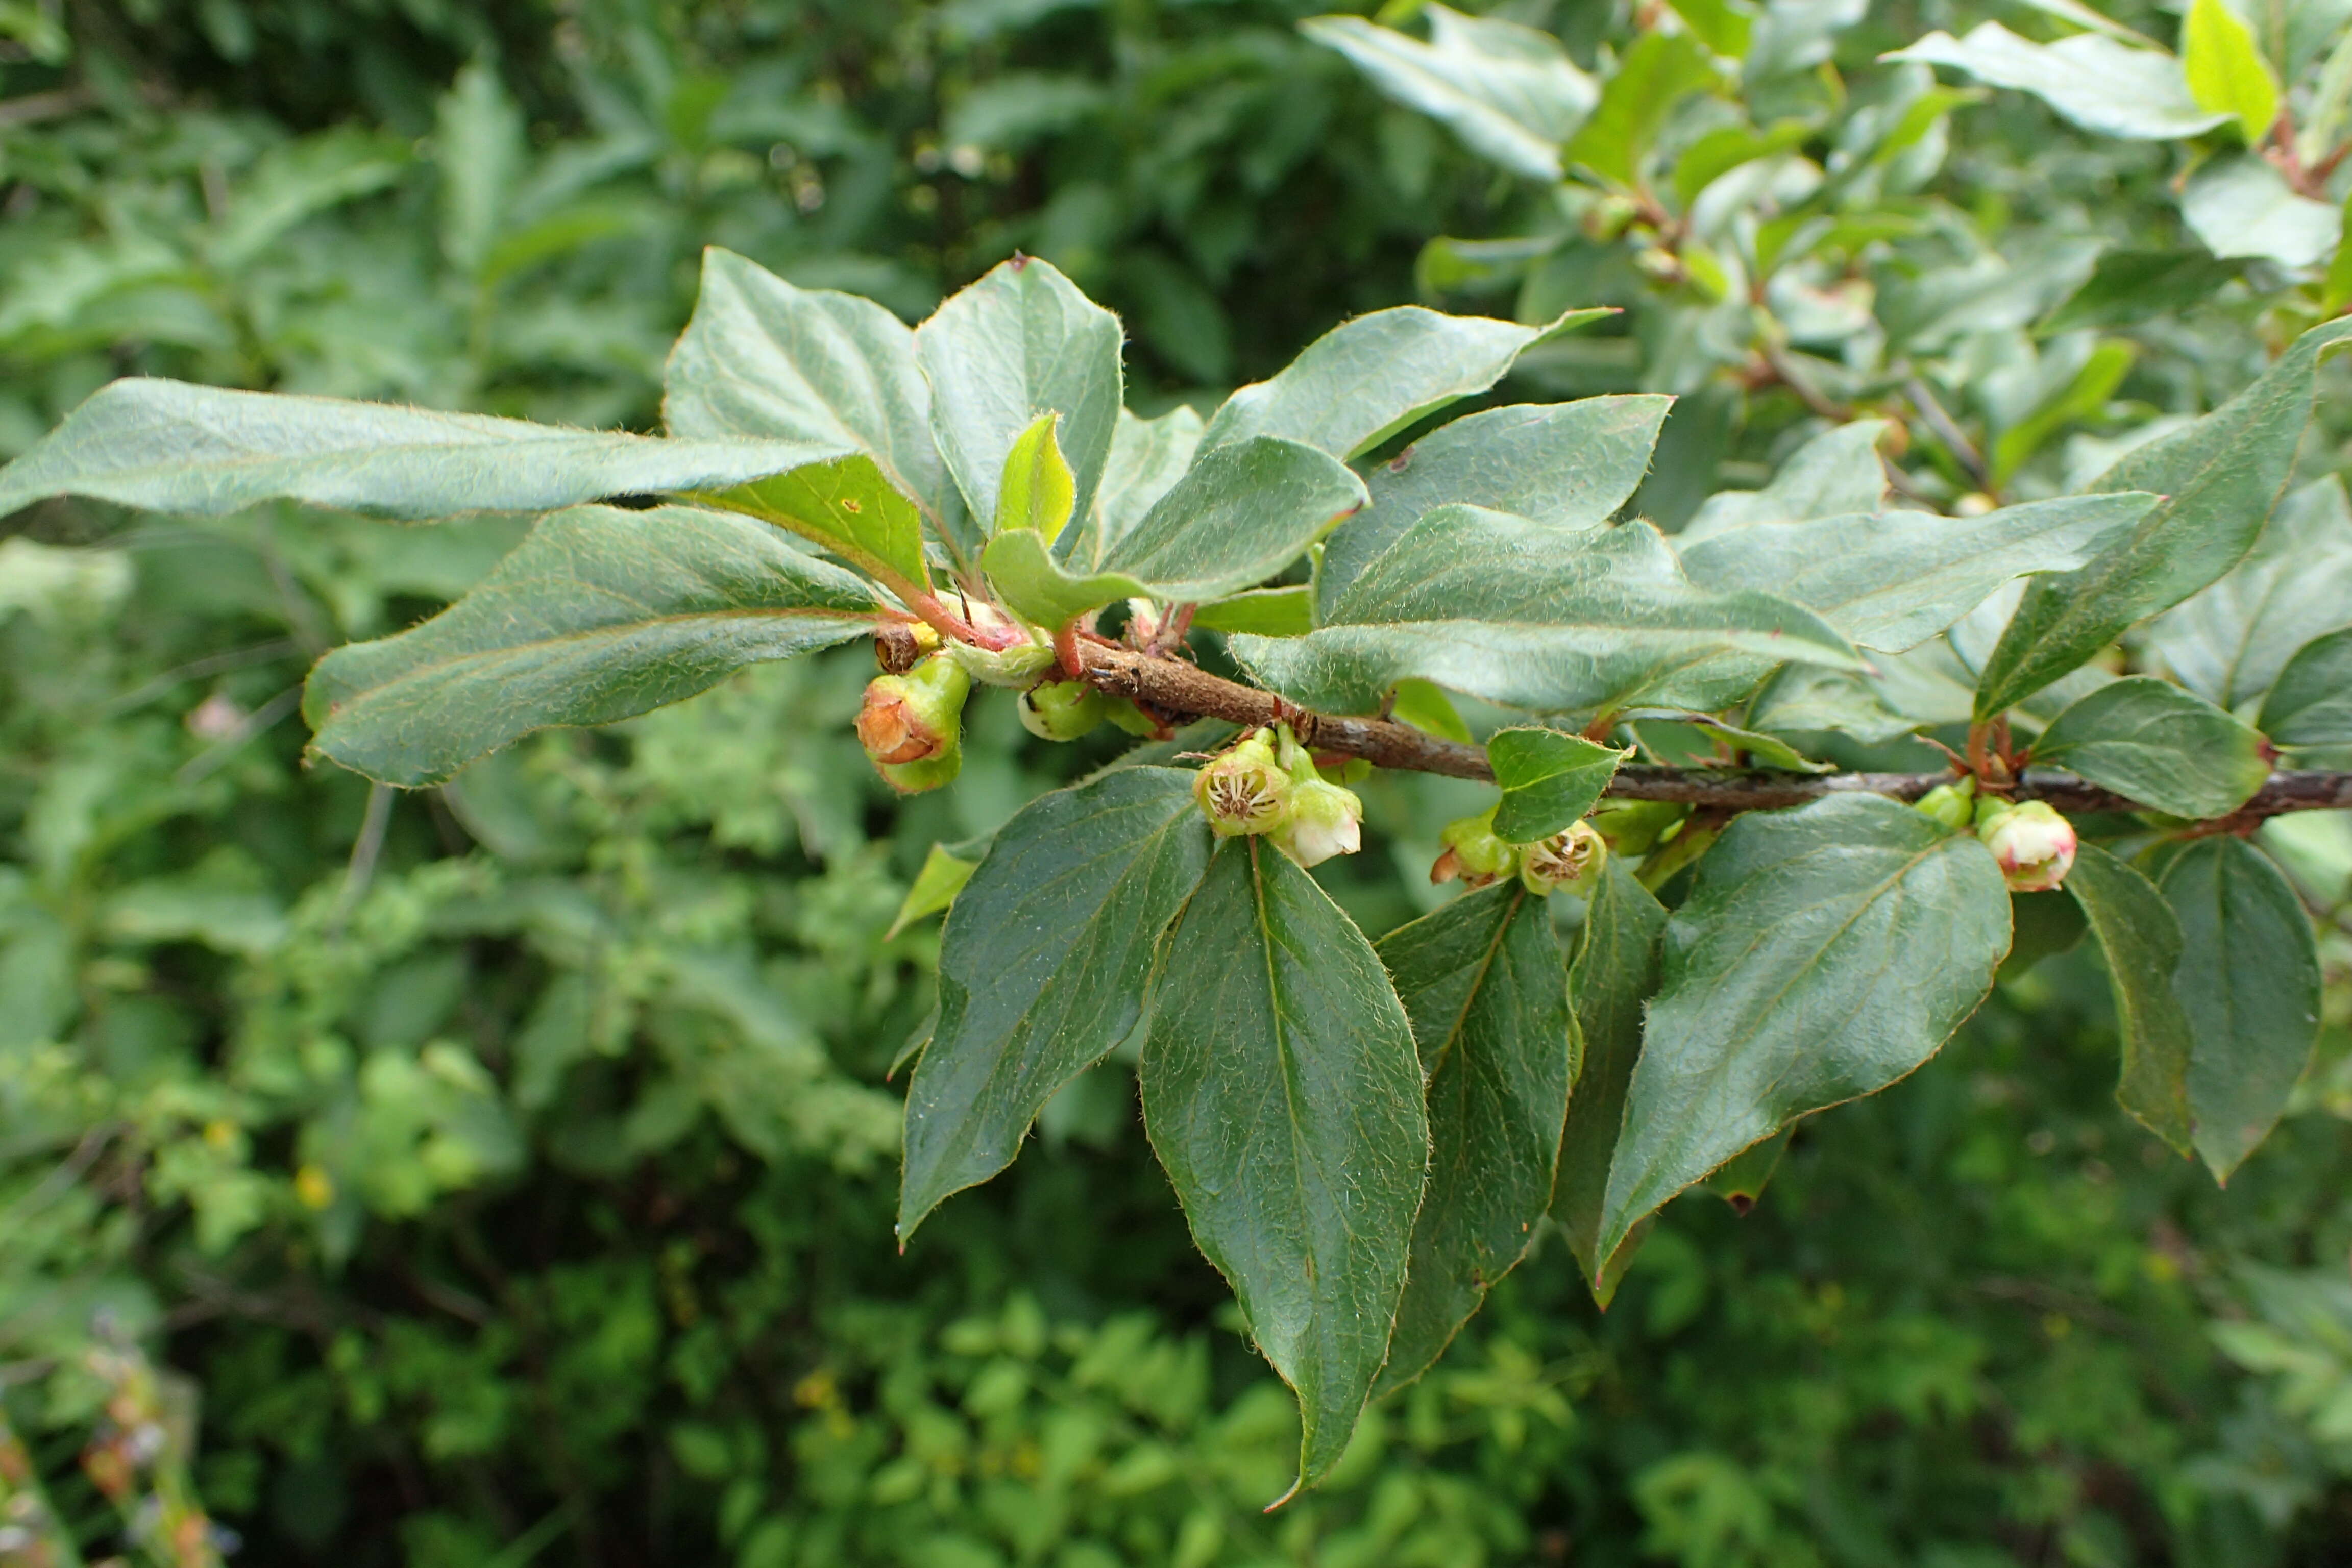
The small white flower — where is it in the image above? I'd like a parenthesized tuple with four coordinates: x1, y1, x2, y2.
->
(1978, 801, 2077, 892)
(1277, 778, 1363, 867)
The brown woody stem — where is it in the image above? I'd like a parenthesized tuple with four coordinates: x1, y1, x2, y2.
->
(1069, 643, 2352, 822)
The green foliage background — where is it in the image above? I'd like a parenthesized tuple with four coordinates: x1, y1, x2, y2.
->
(5, 2, 2352, 1565)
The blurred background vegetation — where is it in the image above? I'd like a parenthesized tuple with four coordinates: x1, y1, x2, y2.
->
(4, 1, 2352, 1565)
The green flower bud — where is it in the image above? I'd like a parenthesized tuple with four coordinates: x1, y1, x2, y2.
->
(1018, 679, 1108, 741)
(1521, 820, 1607, 897)
(1276, 778, 1364, 867)
(1193, 730, 1292, 837)
(1913, 776, 1976, 830)
(1588, 798, 1684, 856)
(858, 654, 971, 792)
(1432, 807, 1520, 888)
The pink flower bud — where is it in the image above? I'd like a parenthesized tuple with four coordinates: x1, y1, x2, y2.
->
(1977, 800, 2076, 892)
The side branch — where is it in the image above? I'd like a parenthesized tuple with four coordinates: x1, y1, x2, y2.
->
(1071, 643, 2352, 821)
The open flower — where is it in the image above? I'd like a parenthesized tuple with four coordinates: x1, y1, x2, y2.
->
(1521, 820, 1608, 896)
(1277, 778, 1364, 867)
(1976, 800, 2077, 892)
(1193, 730, 1293, 837)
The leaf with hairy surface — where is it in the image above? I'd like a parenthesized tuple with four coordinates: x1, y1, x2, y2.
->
(303, 506, 880, 786)
(1072, 404, 1203, 566)
(1594, 796, 2011, 1268)
(1488, 729, 1628, 842)
(1371, 882, 1572, 1395)
(0, 379, 852, 522)
(2159, 838, 2322, 1182)
(898, 769, 1211, 1238)
(1141, 839, 1427, 1499)
(2033, 677, 2271, 818)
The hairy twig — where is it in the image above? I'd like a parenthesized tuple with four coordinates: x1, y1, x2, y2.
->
(1070, 642, 2352, 820)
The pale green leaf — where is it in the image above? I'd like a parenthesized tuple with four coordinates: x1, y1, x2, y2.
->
(2161, 838, 2321, 1181)
(665, 248, 973, 564)
(899, 769, 1211, 1236)
(916, 254, 1123, 535)
(2182, 156, 2341, 268)
(1974, 317, 2352, 718)
(1488, 728, 1627, 842)
(996, 411, 1076, 535)
(1679, 493, 2154, 652)
(1191, 586, 1313, 637)
(705, 453, 932, 591)
(1680, 420, 1892, 541)
(2034, 676, 2270, 817)
(2182, 0, 2280, 144)
(0, 379, 855, 523)
(435, 61, 526, 276)
(1564, 28, 1721, 189)
(1233, 509, 1866, 718)
(1391, 678, 1472, 742)
(1302, 6, 1598, 181)
(885, 842, 986, 941)
(2259, 627, 2352, 748)
(1885, 23, 2227, 140)
(1744, 664, 1921, 745)
(2065, 843, 2194, 1152)
(1595, 795, 2011, 1267)
(303, 506, 879, 786)
(1141, 838, 1427, 1496)
(1372, 883, 1572, 1394)
(1076, 404, 1203, 567)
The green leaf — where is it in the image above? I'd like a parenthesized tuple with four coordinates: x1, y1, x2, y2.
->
(1622, 709, 1832, 772)
(1666, 0, 1755, 62)
(1075, 404, 1203, 567)
(884, 842, 985, 941)
(1744, 665, 1922, 745)
(995, 411, 1076, 536)
(1301, 6, 1598, 182)
(2147, 477, 2352, 709)
(1371, 883, 1572, 1394)
(2182, 156, 2341, 267)
(1563, 28, 1721, 189)
(1703, 1124, 1791, 1212)
(0, 379, 855, 523)
(915, 254, 1123, 538)
(434, 61, 526, 276)
(1885, 23, 2228, 140)
(1991, 340, 2136, 484)
(1681, 420, 1892, 540)
(1202, 306, 1595, 462)
(2041, 249, 2246, 335)
(2064, 843, 2194, 1153)
(304, 506, 879, 786)
(1974, 317, 2352, 718)
(2002, 889, 2090, 978)
(2160, 838, 2321, 1182)
(704, 454, 932, 592)
(2328, 192, 2352, 313)
(2033, 676, 2270, 817)
(1141, 838, 1427, 1497)
(1319, 395, 1671, 611)
(1232, 509, 1867, 718)
(1391, 678, 1472, 742)
(983, 436, 1365, 627)
(1488, 728, 1627, 842)
(2183, 0, 2280, 145)
(665, 248, 973, 566)
(899, 769, 1212, 1237)
(1594, 795, 2011, 1268)
(1191, 586, 1313, 637)
(1679, 493, 2154, 653)
(2258, 627, 2352, 748)
(211, 127, 408, 273)
(1552, 861, 1668, 1305)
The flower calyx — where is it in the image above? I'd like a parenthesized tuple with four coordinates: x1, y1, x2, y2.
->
(1975, 798, 2077, 892)
(1520, 820, 1608, 897)
(1431, 807, 1520, 888)
(1193, 729, 1294, 839)
(858, 653, 972, 794)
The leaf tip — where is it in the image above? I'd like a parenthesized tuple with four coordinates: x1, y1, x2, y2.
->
(1262, 1477, 1304, 1514)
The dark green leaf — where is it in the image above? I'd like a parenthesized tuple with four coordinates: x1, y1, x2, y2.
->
(2065, 844, 2194, 1153)
(1974, 317, 2352, 718)
(2033, 676, 2271, 818)
(666, 248, 973, 564)
(1488, 728, 1627, 842)
(899, 769, 1212, 1236)
(2147, 477, 2352, 710)
(2160, 838, 2322, 1181)
(1371, 883, 1572, 1394)
(2041, 249, 2246, 335)
(1141, 839, 1427, 1497)
(2258, 627, 2352, 748)
(0, 379, 853, 522)
(1318, 395, 1671, 610)
(1595, 795, 2011, 1267)
(1233, 509, 1866, 717)
(1682, 420, 1891, 539)
(304, 506, 879, 786)
(1745, 664, 1921, 745)
(1703, 1125, 1791, 1213)
(2000, 890, 2089, 977)
(915, 255, 1123, 537)
(1551, 860, 1668, 1305)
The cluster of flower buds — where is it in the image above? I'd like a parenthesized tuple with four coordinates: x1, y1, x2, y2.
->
(1431, 807, 1609, 897)
(856, 653, 972, 793)
(1914, 776, 2079, 892)
(1190, 725, 1365, 867)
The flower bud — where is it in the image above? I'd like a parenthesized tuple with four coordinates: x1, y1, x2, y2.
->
(1433, 808, 1519, 888)
(1521, 820, 1608, 897)
(1276, 778, 1364, 868)
(1913, 776, 1976, 831)
(1588, 798, 1684, 856)
(858, 655, 971, 791)
(1193, 730, 1292, 837)
(1975, 800, 2077, 892)
(1018, 679, 1108, 741)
